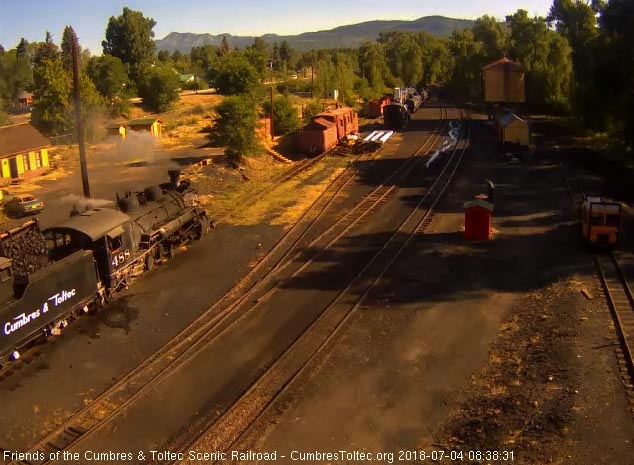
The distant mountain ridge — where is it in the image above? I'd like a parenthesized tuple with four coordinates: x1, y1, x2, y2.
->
(155, 16, 474, 53)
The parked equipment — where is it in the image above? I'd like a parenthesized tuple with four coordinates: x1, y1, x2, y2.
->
(581, 196, 622, 247)
(383, 103, 410, 129)
(296, 107, 359, 155)
(365, 96, 391, 118)
(0, 170, 209, 366)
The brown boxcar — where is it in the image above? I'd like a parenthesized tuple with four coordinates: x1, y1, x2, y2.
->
(296, 118, 338, 155)
(314, 107, 359, 140)
(296, 107, 359, 155)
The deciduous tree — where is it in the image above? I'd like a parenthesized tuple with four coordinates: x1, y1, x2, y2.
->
(87, 54, 129, 114)
(102, 7, 156, 85)
(211, 54, 259, 95)
(136, 63, 179, 112)
(209, 95, 259, 161)
(262, 95, 301, 135)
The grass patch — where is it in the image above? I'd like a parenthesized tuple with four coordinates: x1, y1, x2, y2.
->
(198, 155, 349, 226)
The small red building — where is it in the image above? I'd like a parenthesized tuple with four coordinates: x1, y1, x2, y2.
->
(15, 90, 33, 108)
(464, 199, 494, 241)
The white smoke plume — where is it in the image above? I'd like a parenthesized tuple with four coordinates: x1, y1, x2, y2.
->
(105, 131, 159, 163)
(101, 131, 185, 171)
(59, 194, 115, 209)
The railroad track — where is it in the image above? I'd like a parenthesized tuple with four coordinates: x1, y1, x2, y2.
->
(560, 147, 634, 414)
(211, 140, 362, 227)
(210, 152, 328, 227)
(0, 134, 361, 380)
(5, 108, 449, 465)
(166, 109, 470, 464)
(596, 253, 634, 397)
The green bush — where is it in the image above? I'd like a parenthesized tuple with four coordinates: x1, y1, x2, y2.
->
(303, 100, 323, 122)
(209, 95, 259, 161)
(0, 109, 10, 127)
(262, 95, 301, 136)
(137, 64, 180, 112)
(211, 55, 259, 95)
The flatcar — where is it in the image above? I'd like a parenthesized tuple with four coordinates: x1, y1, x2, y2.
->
(0, 170, 209, 366)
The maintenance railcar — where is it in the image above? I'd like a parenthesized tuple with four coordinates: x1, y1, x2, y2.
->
(581, 196, 622, 247)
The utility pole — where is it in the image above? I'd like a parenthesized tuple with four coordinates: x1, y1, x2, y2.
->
(311, 65, 314, 99)
(269, 86, 274, 138)
(72, 35, 90, 198)
(269, 60, 275, 139)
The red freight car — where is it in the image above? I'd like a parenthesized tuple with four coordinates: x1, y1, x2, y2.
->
(313, 107, 359, 140)
(296, 107, 359, 155)
(296, 117, 339, 155)
(365, 96, 391, 118)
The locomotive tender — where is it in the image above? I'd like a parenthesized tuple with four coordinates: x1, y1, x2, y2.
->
(0, 170, 209, 366)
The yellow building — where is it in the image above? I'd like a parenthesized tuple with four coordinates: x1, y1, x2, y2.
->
(0, 123, 51, 181)
(128, 118, 163, 139)
(482, 57, 525, 104)
(498, 112, 530, 146)
(105, 122, 127, 140)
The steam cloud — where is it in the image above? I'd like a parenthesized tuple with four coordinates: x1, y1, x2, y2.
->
(101, 131, 183, 170)
(59, 194, 115, 209)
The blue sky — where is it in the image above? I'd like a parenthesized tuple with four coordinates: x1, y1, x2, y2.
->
(0, 0, 553, 54)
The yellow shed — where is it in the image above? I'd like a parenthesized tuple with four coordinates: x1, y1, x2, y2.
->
(128, 118, 163, 139)
(482, 57, 525, 104)
(105, 122, 127, 140)
(498, 112, 530, 146)
(0, 123, 51, 181)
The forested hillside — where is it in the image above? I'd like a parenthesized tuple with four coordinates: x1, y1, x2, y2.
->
(155, 16, 474, 53)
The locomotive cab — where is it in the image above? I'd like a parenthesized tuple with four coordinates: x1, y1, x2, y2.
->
(43, 208, 136, 286)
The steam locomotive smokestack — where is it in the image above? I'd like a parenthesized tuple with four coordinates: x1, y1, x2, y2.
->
(168, 169, 181, 189)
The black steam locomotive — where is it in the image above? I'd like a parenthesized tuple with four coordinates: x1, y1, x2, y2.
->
(0, 170, 209, 366)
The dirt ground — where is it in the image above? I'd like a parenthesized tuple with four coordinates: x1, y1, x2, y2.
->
(436, 120, 634, 465)
(235, 115, 634, 465)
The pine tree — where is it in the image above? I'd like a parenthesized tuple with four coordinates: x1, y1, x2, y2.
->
(61, 26, 79, 72)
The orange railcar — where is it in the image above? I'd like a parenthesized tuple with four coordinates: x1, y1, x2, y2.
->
(365, 96, 391, 118)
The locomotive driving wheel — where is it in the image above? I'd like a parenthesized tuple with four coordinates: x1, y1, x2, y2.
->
(145, 248, 159, 271)
(194, 215, 209, 240)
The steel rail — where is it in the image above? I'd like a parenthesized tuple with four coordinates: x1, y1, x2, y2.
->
(169, 109, 470, 464)
(596, 253, 634, 382)
(9, 108, 448, 465)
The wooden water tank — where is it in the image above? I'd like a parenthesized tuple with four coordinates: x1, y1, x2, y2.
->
(482, 57, 525, 104)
